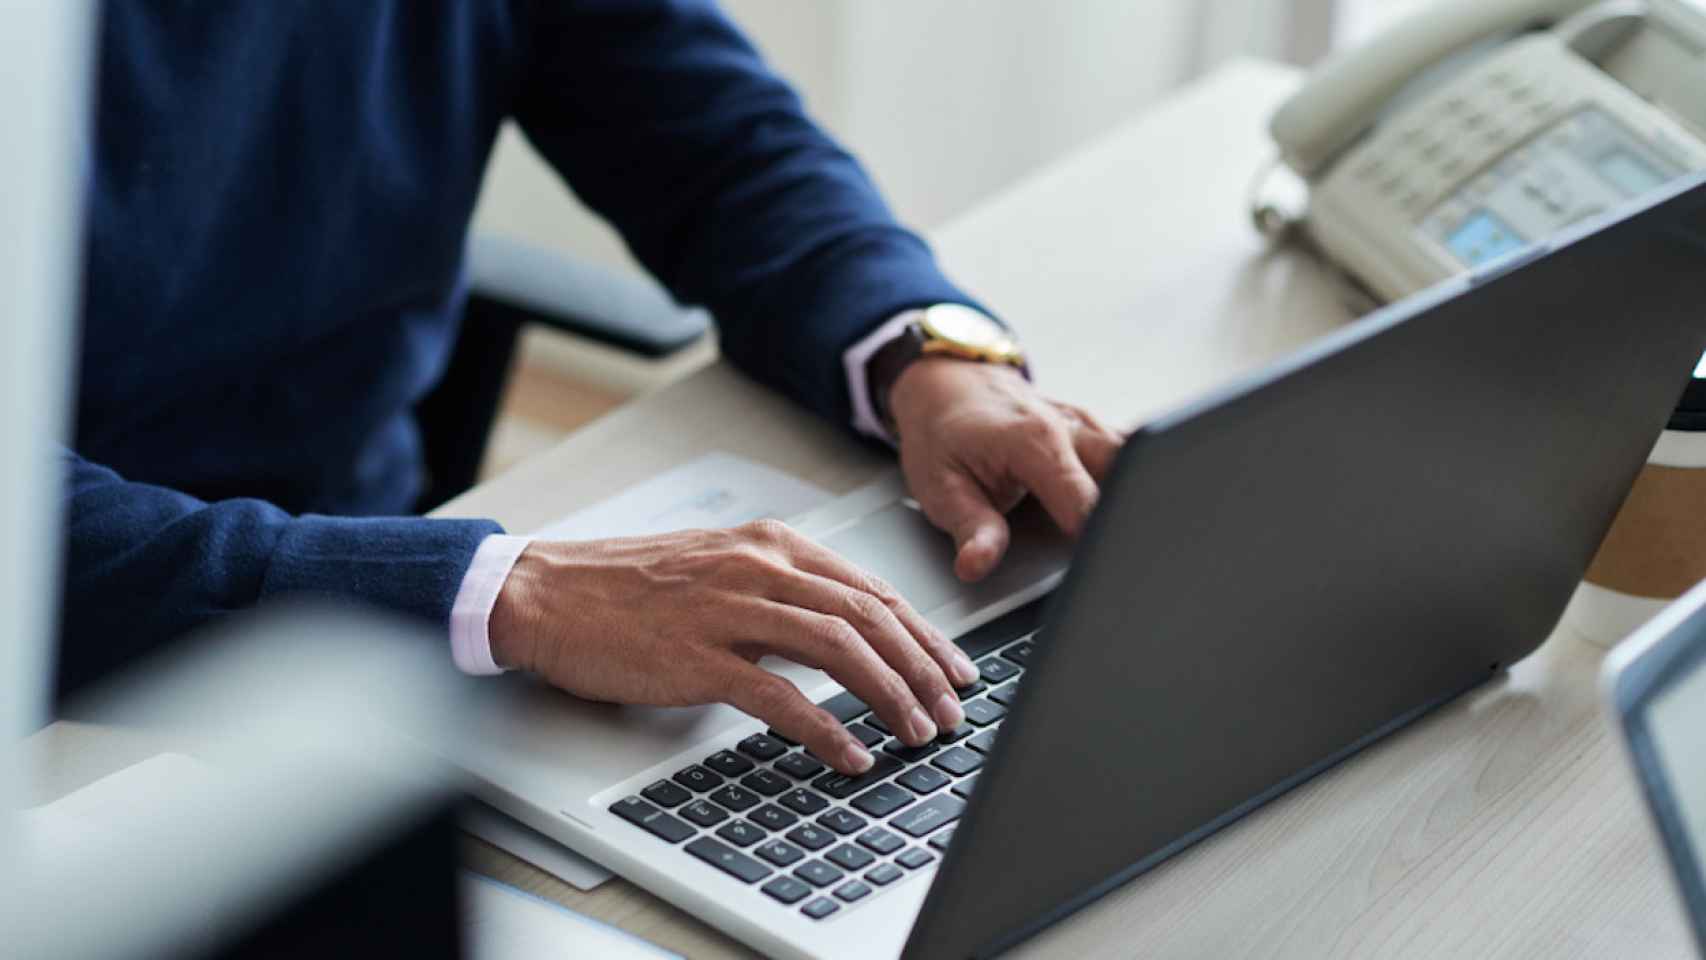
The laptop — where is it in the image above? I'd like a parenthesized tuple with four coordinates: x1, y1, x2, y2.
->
(1604, 579, 1706, 955)
(440, 173, 1706, 959)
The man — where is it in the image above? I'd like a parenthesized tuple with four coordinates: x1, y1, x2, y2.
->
(63, 1, 1122, 775)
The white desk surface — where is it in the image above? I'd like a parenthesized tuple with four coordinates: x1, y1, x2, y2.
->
(30, 60, 1693, 959)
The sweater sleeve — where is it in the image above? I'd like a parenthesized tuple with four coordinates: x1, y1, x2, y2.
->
(57, 448, 500, 700)
(511, 0, 984, 426)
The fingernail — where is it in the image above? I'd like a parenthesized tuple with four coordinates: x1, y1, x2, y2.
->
(908, 707, 938, 744)
(934, 692, 965, 730)
(843, 742, 874, 774)
(952, 649, 979, 686)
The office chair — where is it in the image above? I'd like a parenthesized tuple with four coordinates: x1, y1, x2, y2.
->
(414, 233, 711, 512)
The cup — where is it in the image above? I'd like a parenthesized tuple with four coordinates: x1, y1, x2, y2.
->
(1564, 423, 1706, 648)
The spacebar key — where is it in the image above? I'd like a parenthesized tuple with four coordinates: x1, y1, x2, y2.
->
(686, 836, 772, 884)
(813, 754, 904, 800)
(892, 793, 966, 838)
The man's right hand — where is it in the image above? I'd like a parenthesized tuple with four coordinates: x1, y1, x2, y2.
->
(488, 519, 977, 775)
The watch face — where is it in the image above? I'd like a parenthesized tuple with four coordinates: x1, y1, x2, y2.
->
(920, 304, 1007, 349)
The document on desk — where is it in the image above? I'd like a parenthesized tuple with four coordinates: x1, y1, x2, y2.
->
(462, 872, 679, 960)
(530, 452, 832, 541)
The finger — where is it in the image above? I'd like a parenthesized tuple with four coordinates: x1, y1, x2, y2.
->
(776, 523, 982, 691)
(759, 577, 962, 742)
(912, 468, 1013, 584)
(1062, 406, 1123, 483)
(1010, 416, 1101, 538)
(714, 658, 874, 775)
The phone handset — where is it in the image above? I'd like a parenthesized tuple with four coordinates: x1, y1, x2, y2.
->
(1270, 0, 1600, 177)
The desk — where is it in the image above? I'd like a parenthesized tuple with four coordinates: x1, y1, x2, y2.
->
(30, 60, 1693, 959)
(437, 59, 1696, 959)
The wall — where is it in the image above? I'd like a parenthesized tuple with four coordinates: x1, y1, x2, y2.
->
(469, 1, 1336, 388)
(469, 2, 1243, 275)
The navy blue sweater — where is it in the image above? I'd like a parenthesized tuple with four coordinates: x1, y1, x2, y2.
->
(63, 0, 973, 696)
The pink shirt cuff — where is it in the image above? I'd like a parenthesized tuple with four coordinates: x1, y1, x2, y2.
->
(449, 533, 532, 676)
(842, 310, 922, 446)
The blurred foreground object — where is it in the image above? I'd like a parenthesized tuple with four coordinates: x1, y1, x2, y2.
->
(1601, 578, 1706, 954)
(13, 604, 473, 960)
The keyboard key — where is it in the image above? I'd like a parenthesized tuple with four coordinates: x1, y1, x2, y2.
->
(936, 722, 975, 744)
(786, 824, 835, 851)
(716, 820, 764, 847)
(988, 682, 1020, 706)
(705, 750, 755, 777)
(892, 794, 966, 838)
(640, 779, 691, 808)
(1000, 640, 1034, 666)
(864, 714, 892, 736)
(826, 844, 876, 872)
(801, 897, 839, 920)
(812, 754, 904, 800)
(897, 765, 951, 794)
(978, 657, 1020, 685)
(896, 847, 935, 870)
(951, 775, 979, 800)
(834, 880, 872, 903)
(680, 799, 729, 827)
(817, 808, 867, 835)
(968, 729, 998, 754)
(609, 797, 695, 843)
(755, 840, 805, 867)
(962, 699, 1007, 727)
(750, 804, 798, 831)
(737, 733, 788, 762)
(709, 784, 761, 812)
(780, 788, 830, 816)
(856, 827, 904, 855)
(794, 860, 845, 888)
(673, 765, 723, 792)
(766, 728, 800, 747)
(882, 740, 939, 763)
(845, 722, 884, 748)
(929, 828, 956, 852)
(819, 691, 869, 724)
(762, 875, 812, 905)
(686, 836, 771, 884)
(953, 680, 987, 701)
(866, 862, 904, 886)
(850, 783, 914, 819)
(932, 746, 983, 777)
(775, 752, 826, 780)
(741, 769, 789, 797)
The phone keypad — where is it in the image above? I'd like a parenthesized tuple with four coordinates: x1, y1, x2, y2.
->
(1337, 35, 1586, 219)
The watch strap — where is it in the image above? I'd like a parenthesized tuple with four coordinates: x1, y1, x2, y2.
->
(867, 323, 930, 435)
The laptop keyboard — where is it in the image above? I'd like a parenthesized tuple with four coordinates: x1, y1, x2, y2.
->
(608, 635, 1035, 922)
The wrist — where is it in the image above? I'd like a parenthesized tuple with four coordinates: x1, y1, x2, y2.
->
(489, 544, 544, 671)
(865, 305, 1026, 437)
(889, 355, 1026, 433)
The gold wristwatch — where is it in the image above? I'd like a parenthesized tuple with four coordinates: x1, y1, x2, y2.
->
(866, 304, 1029, 433)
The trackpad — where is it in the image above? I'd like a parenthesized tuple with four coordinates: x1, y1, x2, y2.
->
(819, 500, 1072, 619)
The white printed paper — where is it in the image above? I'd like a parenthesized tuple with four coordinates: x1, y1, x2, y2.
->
(531, 452, 832, 541)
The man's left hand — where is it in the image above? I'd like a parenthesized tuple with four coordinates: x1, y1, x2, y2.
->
(888, 359, 1126, 583)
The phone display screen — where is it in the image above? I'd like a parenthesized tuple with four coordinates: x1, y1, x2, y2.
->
(1445, 210, 1527, 267)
